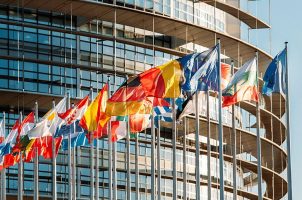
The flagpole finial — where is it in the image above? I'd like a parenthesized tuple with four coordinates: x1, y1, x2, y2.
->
(285, 41, 288, 47)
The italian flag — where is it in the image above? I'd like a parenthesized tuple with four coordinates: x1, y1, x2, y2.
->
(222, 58, 259, 107)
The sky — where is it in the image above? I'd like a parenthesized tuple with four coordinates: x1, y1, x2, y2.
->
(270, 0, 302, 199)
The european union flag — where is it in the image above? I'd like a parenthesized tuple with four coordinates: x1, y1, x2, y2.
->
(180, 44, 219, 93)
(262, 48, 287, 96)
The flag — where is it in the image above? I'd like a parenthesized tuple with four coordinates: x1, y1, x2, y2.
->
(25, 136, 63, 161)
(222, 58, 259, 107)
(61, 131, 88, 151)
(176, 91, 206, 119)
(262, 48, 286, 96)
(28, 97, 66, 139)
(180, 50, 211, 92)
(106, 59, 180, 117)
(106, 77, 155, 117)
(0, 119, 5, 144)
(12, 112, 35, 153)
(154, 106, 173, 127)
(111, 119, 127, 142)
(86, 123, 108, 143)
(59, 95, 89, 125)
(177, 63, 231, 119)
(55, 120, 84, 138)
(129, 114, 150, 133)
(182, 45, 220, 93)
(80, 84, 109, 132)
(139, 60, 183, 98)
(0, 120, 20, 157)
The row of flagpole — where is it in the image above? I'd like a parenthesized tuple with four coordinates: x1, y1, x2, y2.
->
(0, 44, 292, 200)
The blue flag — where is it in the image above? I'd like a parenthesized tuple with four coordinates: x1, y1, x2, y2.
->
(61, 131, 89, 151)
(54, 120, 84, 138)
(180, 44, 219, 93)
(262, 48, 287, 96)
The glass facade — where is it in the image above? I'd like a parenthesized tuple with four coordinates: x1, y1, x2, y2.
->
(0, 1, 288, 200)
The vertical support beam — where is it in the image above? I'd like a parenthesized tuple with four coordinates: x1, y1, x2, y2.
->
(34, 101, 39, 200)
(76, 146, 81, 199)
(172, 100, 177, 200)
(18, 112, 23, 200)
(95, 19, 99, 200)
(135, 129, 139, 199)
(217, 39, 224, 200)
(285, 42, 292, 200)
(95, 134, 99, 200)
(126, 116, 131, 200)
(255, 51, 263, 200)
(206, 91, 211, 200)
(231, 61, 237, 200)
(195, 92, 201, 199)
(1, 111, 6, 200)
(108, 76, 113, 200)
(67, 93, 73, 200)
(157, 119, 161, 200)
(89, 88, 95, 200)
(182, 117, 187, 200)
(112, 1, 117, 198)
(52, 100, 57, 200)
(151, 109, 155, 200)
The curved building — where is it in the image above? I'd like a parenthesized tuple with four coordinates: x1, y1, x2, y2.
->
(0, 0, 289, 199)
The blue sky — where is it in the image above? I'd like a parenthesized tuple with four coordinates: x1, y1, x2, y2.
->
(270, 0, 302, 199)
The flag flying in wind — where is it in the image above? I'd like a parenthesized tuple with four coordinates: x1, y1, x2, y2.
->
(222, 58, 259, 107)
(139, 60, 183, 98)
(55, 120, 85, 138)
(106, 76, 170, 117)
(61, 123, 88, 150)
(177, 62, 231, 119)
(80, 84, 109, 132)
(106, 77, 153, 117)
(0, 119, 5, 144)
(262, 48, 287, 96)
(59, 95, 89, 125)
(12, 112, 35, 153)
(111, 117, 128, 142)
(154, 106, 173, 128)
(129, 114, 151, 133)
(28, 97, 67, 139)
(181, 44, 220, 93)
(0, 120, 19, 158)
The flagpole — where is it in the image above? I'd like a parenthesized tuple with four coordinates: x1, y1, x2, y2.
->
(135, 127, 139, 199)
(1, 111, 6, 200)
(52, 100, 57, 200)
(89, 88, 95, 200)
(157, 118, 161, 200)
(18, 111, 23, 200)
(285, 42, 292, 200)
(195, 91, 201, 199)
(67, 92, 73, 200)
(231, 61, 237, 200)
(217, 39, 224, 200)
(95, 115, 99, 200)
(182, 117, 187, 200)
(108, 76, 113, 200)
(151, 109, 155, 200)
(255, 51, 263, 200)
(34, 101, 39, 200)
(206, 90, 211, 200)
(72, 103, 76, 200)
(172, 99, 177, 200)
(126, 115, 131, 200)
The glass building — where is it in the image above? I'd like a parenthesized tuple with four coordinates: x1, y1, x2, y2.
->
(0, 0, 289, 199)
